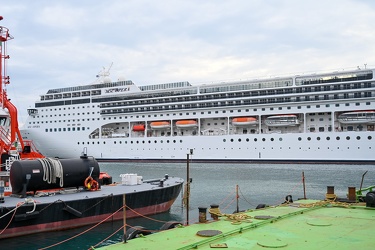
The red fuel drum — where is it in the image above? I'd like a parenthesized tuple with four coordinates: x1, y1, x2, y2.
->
(10, 156, 100, 194)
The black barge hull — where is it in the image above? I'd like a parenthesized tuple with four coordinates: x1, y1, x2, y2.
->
(0, 177, 183, 239)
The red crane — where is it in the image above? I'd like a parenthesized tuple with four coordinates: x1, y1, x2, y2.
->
(0, 16, 44, 163)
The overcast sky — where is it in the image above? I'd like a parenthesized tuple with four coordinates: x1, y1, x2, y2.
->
(1, 0, 375, 124)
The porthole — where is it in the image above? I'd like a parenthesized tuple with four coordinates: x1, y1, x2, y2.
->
(346, 136, 350, 140)
(238, 139, 241, 142)
(262, 138, 265, 141)
(326, 137, 330, 140)
(298, 137, 302, 141)
(223, 139, 226, 142)
(254, 138, 257, 142)
(317, 137, 321, 141)
(279, 138, 282, 141)
(336, 136, 340, 140)
(356, 136, 361, 140)
(246, 138, 249, 142)
(230, 139, 234, 142)
(368, 136, 372, 140)
(307, 137, 311, 141)
(270, 138, 274, 141)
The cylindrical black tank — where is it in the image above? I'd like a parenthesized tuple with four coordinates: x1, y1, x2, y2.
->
(10, 156, 100, 194)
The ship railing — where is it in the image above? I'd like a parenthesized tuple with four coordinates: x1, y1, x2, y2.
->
(22, 139, 42, 154)
(0, 126, 12, 149)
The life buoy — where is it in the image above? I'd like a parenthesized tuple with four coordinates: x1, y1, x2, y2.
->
(90, 180, 99, 191)
(84, 176, 93, 189)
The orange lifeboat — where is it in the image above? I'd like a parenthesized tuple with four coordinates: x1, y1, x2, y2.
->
(232, 117, 258, 126)
(133, 124, 145, 131)
(176, 120, 198, 128)
(150, 121, 170, 130)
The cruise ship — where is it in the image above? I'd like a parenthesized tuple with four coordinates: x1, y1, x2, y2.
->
(21, 67, 375, 163)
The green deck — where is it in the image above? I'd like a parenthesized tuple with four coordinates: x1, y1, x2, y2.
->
(99, 200, 375, 250)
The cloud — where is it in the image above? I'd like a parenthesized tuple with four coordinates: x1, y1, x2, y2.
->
(1, 0, 375, 125)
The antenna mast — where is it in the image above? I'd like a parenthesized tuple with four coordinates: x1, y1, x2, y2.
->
(0, 16, 13, 107)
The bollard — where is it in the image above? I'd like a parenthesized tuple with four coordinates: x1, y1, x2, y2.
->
(348, 187, 356, 202)
(210, 204, 220, 220)
(198, 207, 207, 223)
(326, 186, 336, 200)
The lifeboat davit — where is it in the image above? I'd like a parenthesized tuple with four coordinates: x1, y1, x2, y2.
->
(265, 114, 300, 127)
(232, 117, 258, 126)
(150, 121, 171, 130)
(133, 124, 145, 131)
(176, 120, 198, 128)
(338, 110, 375, 124)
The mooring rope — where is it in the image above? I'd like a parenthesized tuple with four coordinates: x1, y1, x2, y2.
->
(38, 158, 64, 187)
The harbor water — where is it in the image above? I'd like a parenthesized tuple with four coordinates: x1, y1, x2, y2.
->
(2, 161, 374, 249)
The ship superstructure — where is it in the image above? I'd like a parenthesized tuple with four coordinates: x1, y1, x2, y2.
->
(22, 66, 375, 163)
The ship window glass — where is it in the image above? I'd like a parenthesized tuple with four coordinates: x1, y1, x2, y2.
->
(68, 128, 70, 131)
(254, 138, 257, 141)
(368, 136, 372, 140)
(297, 106, 301, 109)
(310, 127, 315, 132)
(223, 139, 226, 142)
(346, 136, 350, 140)
(317, 137, 321, 141)
(326, 137, 330, 140)
(45, 129, 48, 132)
(356, 136, 361, 140)
(336, 136, 340, 140)
(262, 138, 265, 141)
(319, 127, 324, 132)
(307, 137, 311, 141)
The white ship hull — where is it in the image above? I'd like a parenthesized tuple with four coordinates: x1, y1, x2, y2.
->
(21, 67, 375, 163)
